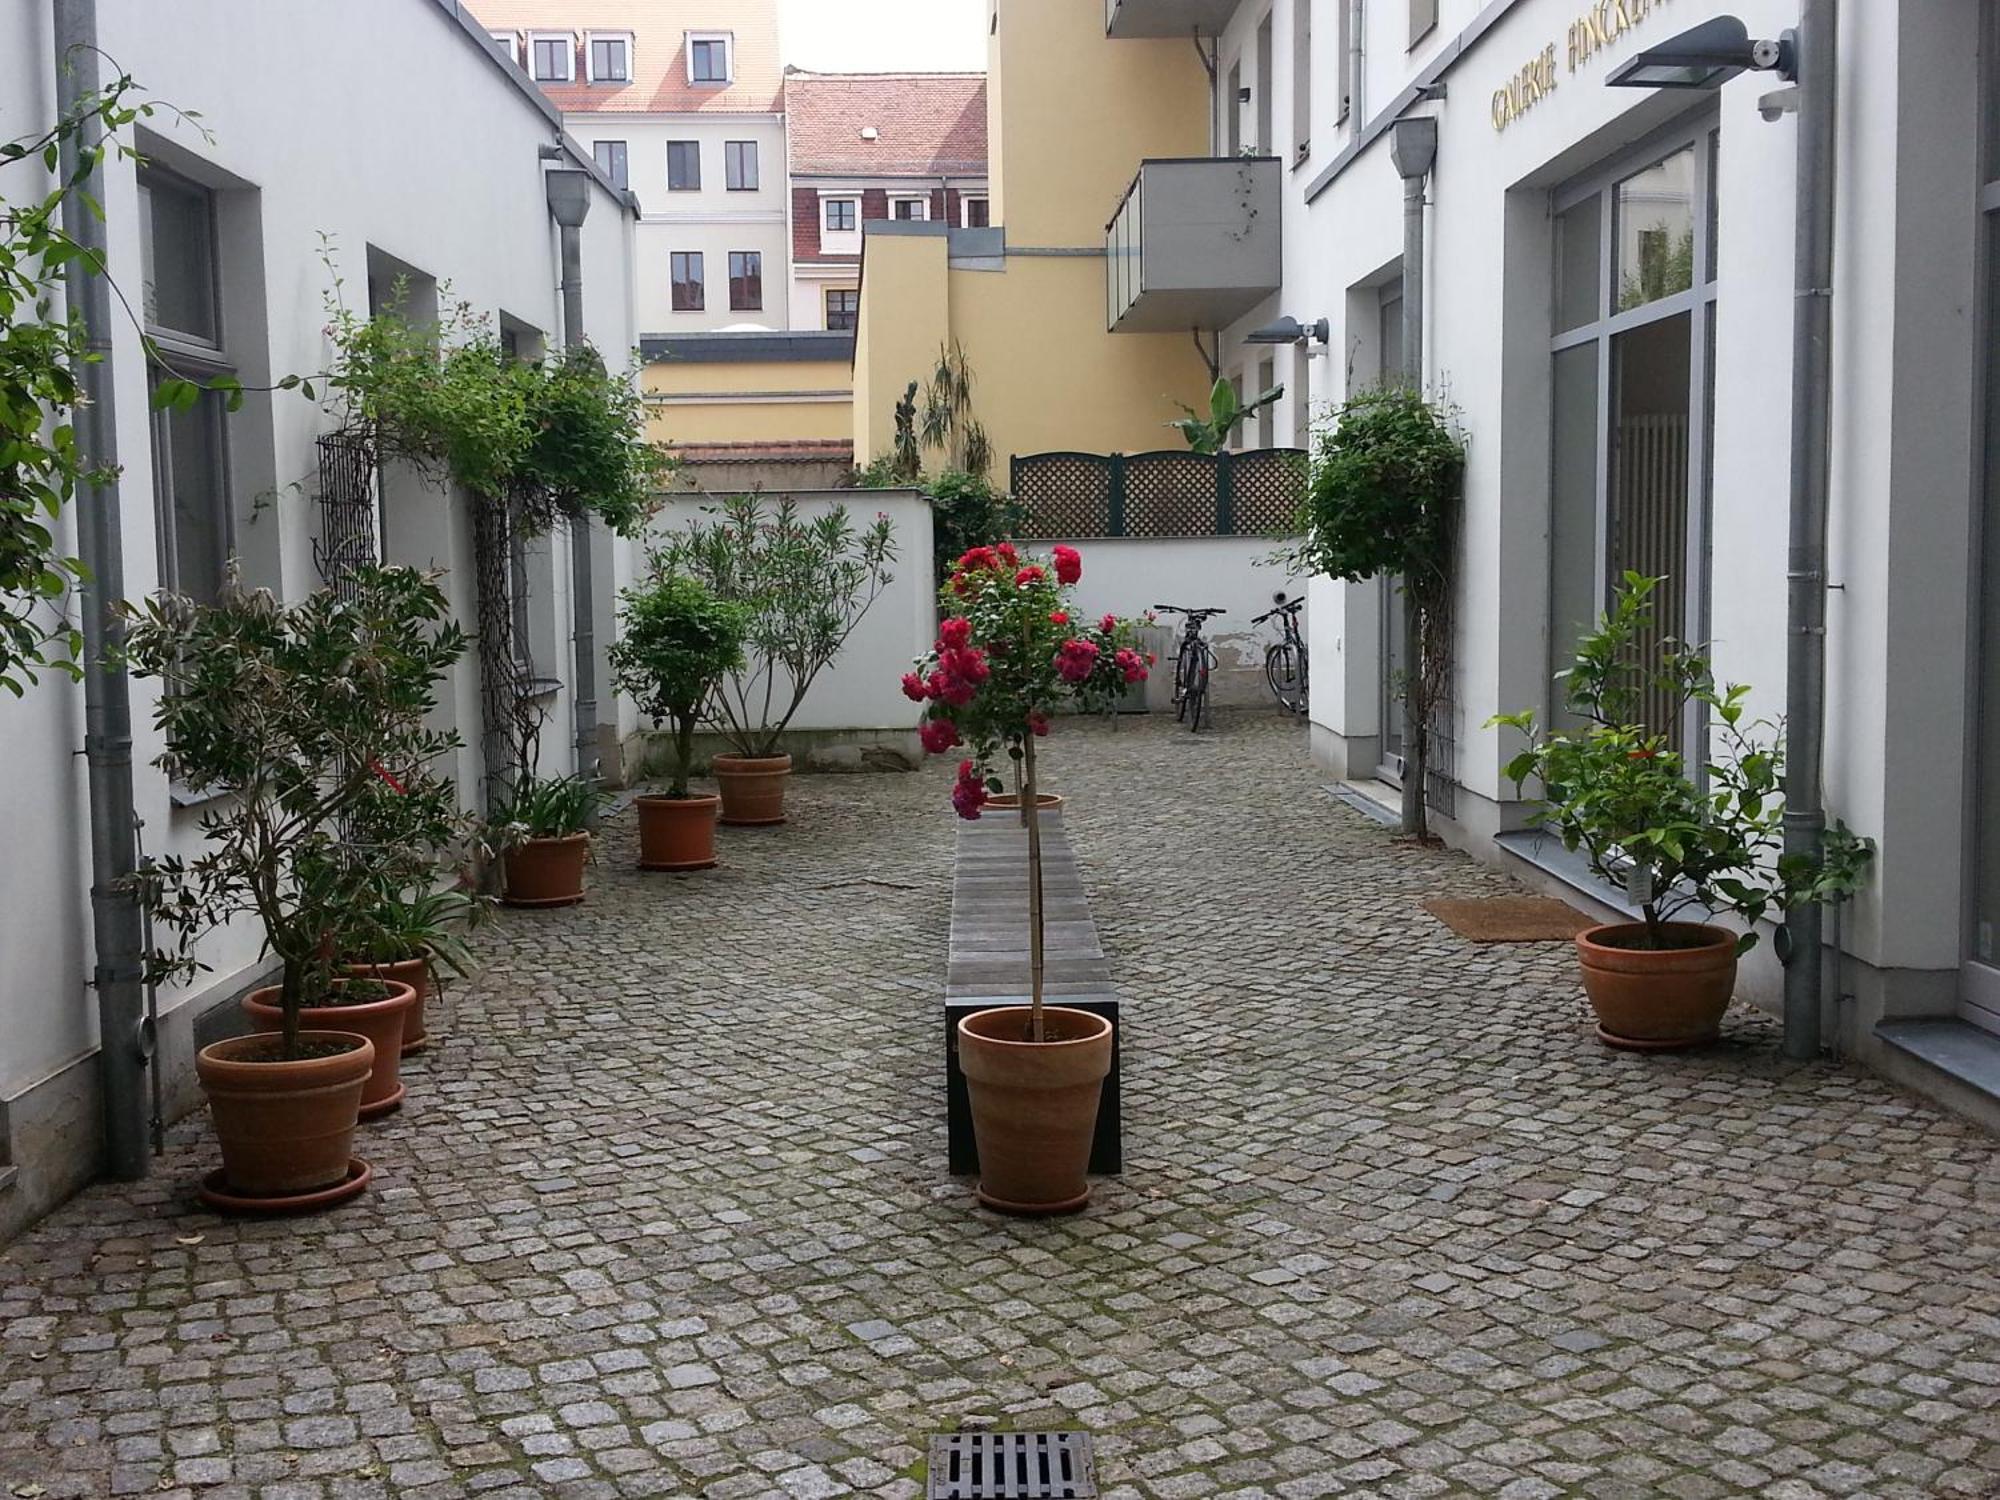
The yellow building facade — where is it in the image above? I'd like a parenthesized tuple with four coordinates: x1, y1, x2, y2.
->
(641, 332, 853, 449)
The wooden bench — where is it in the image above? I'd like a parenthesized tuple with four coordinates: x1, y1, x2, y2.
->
(944, 810, 1122, 1175)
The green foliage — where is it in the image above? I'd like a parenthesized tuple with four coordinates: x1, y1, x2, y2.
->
(489, 774, 606, 839)
(609, 574, 751, 796)
(1168, 377, 1284, 455)
(921, 471, 1027, 592)
(120, 567, 472, 1055)
(1294, 386, 1463, 594)
(341, 884, 490, 981)
(918, 342, 992, 478)
(1491, 573, 1875, 952)
(653, 495, 897, 757)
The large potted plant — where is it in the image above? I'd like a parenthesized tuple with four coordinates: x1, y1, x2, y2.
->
(1494, 574, 1873, 1049)
(122, 567, 467, 1207)
(656, 495, 895, 825)
(609, 574, 752, 872)
(492, 774, 605, 907)
(905, 543, 1146, 1213)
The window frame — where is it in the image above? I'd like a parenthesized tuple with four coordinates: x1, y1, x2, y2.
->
(592, 139, 629, 191)
(960, 194, 990, 228)
(585, 31, 633, 84)
(489, 30, 521, 66)
(822, 196, 860, 234)
(666, 140, 702, 192)
(1409, 0, 1438, 49)
(890, 195, 929, 222)
(724, 140, 759, 192)
(687, 32, 733, 85)
(527, 31, 576, 82)
(671, 251, 706, 312)
(728, 251, 763, 312)
(824, 288, 859, 332)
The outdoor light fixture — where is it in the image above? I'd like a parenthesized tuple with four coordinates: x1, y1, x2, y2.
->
(1246, 315, 1329, 345)
(1605, 16, 1795, 90)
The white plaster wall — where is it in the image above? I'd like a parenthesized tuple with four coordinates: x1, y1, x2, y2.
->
(643, 489, 935, 735)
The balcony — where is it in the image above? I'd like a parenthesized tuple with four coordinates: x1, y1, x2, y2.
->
(1105, 157, 1282, 333)
(1105, 0, 1238, 38)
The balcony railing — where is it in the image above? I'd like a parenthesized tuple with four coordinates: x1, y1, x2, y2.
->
(1105, 0, 1238, 38)
(1106, 157, 1282, 333)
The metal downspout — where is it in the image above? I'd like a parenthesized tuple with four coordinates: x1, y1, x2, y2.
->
(1391, 117, 1437, 837)
(546, 169, 598, 783)
(1781, 0, 1839, 1060)
(55, 0, 150, 1181)
(1347, 0, 1367, 128)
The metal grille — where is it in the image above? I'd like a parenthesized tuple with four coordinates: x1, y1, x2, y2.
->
(1426, 685, 1458, 820)
(1609, 411, 1689, 750)
(1121, 451, 1215, 537)
(1231, 447, 1310, 536)
(314, 430, 379, 599)
(1012, 453, 1115, 538)
(928, 1433, 1096, 1500)
(1011, 449, 1306, 540)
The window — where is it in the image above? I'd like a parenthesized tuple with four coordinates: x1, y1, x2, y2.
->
(823, 197, 858, 234)
(825, 289, 859, 331)
(1409, 0, 1438, 47)
(529, 33, 575, 82)
(139, 167, 232, 604)
(961, 195, 990, 228)
(667, 140, 701, 191)
(489, 31, 520, 65)
(1256, 356, 1277, 448)
(593, 139, 629, 191)
(671, 251, 704, 311)
(688, 32, 732, 84)
(586, 33, 631, 83)
(1224, 60, 1242, 156)
(728, 251, 763, 311)
(725, 140, 759, 191)
(1295, 0, 1317, 151)
(1255, 13, 1273, 155)
(891, 196, 928, 221)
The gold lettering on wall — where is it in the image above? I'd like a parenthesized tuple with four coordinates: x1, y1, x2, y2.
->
(1493, 0, 1673, 132)
(1491, 45, 1559, 132)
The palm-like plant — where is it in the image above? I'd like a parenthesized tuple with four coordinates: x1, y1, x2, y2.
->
(1169, 377, 1285, 455)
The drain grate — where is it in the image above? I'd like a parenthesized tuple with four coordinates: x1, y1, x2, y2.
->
(927, 1431, 1096, 1499)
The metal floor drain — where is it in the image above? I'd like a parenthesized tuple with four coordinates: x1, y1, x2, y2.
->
(927, 1431, 1096, 1499)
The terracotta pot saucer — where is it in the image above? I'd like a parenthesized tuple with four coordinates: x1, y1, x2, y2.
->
(197, 1157, 372, 1214)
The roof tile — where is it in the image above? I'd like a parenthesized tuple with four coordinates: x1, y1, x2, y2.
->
(784, 71, 987, 179)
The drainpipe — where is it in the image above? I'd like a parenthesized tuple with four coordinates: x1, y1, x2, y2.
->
(544, 166, 599, 783)
(55, 0, 150, 1182)
(1347, 0, 1367, 128)
(1780, 0, 1839, 1060)
(1390, 116, 1437, 838)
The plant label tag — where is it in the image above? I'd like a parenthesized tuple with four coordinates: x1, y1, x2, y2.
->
(1624, 864, 1654, 904)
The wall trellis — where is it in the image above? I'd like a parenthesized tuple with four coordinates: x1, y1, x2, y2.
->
(1011, 448, 1306, 539)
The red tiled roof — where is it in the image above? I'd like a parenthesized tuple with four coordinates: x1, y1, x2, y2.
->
(471, 1, 783, 114)
(784, 71, 986, 179)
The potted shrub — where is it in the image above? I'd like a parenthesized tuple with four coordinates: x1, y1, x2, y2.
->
(905, 543, 1147, 1213)
(609, 574, 752, 871)
(1494, 573, 1873, 1049)
(341, 885, 488, 1055)
(122, 567, 467, 1208)
(492, 774, 605, 907)
(656, 495, 895, 825)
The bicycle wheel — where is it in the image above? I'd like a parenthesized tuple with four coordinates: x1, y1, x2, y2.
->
(1185, 651, 1210, 732)
(1265, 641, 1303, 713)
(1175, 639, 1202, 724)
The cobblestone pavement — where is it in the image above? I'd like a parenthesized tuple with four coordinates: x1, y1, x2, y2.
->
(5, 711, 2000, 1500)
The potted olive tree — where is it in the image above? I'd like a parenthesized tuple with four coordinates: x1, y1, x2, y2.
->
(904, 543, 1147, 1214)
(1494, 573, 1873, 1050)
(610, 574, 752, 872)
(123, 567, 468, 1208)
(656, 495, 895, 825)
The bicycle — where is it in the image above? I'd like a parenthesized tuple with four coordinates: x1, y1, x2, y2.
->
(1254, 594, 1308, 716)
(1154, 604, 1225, 732)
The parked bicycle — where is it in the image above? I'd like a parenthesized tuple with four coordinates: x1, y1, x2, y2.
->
(1154, 604, 1225, 732)
(1254, 594, 1308, 715)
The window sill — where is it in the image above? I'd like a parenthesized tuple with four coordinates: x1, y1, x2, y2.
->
(522, 675, 563, 702)
(170, 780, 231, 810)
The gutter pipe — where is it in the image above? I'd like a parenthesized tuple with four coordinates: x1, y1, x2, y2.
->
(1390, 115, 1437, 837)
(544, 168, 599, 783)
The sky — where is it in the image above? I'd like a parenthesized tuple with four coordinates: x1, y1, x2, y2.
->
(776, 0, 986, 73)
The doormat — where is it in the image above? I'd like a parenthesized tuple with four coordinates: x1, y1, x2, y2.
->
(1422, 895, 1596, 942)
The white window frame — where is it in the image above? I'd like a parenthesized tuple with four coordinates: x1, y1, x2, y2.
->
(821, 196, 860, 234)
(959, 194, 989, 228)
(528, 31, 577, 83)
(890, 195, 930, 222)
(489, 30, 521, 66)
(686, 31, 734, 85)
(592, 139, 629, 191)
(585, 31, 633, 84)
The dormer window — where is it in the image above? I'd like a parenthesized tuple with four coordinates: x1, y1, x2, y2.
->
(488, 30, 521, 66)
(528, 31, 576, 82)
(688, 32, 733, 85)
(586, 32, 632, 84)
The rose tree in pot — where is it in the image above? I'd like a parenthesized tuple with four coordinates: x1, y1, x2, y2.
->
(1493, 573, 1873, 1050)
(609, 574, 752, 872)
(122, 567, 470, 1208)
(906, 542, 1147, 1214)
(656, 495, 895, 825)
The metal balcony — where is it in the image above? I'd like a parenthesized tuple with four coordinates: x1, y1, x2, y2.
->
(1105, 157, 1281, 333)
(1105, 0, 1238, 37)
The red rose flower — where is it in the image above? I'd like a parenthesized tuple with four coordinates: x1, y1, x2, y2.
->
(1114, 647, 1147, 684)
(1028, 712, 1050, 737)
(939, 616, 972, 649)
(920, 718, 962, 755)
(995, 541, 1019, 564)
(1015, 565, 1045, 587)
(951, 758, 989, 820)
(1051, 545, 1082, 584)
(1055, 638, 1100, 684)
(900, 672, 930, 702)
(1099, 613, 1118, 635)
(1049, 610, 1069, 626)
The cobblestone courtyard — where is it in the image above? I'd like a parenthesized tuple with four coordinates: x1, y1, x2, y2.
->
(4, 712, 2000, 1499)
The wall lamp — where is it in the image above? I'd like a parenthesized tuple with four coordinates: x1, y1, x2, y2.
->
(1246, 315, 1329, 346)
(1605, 16, 1796, 89)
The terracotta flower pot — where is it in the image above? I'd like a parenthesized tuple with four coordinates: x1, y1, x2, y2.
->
(713, 753, 792, 826)
(344, 951, 433, 1055)
(957, 1006, 1113, 1215)
(502, 832, 590, 907)
(196, 1030, 374, 1199)
(985, 792, 1065, 812)
(244, 980, 416, 1119)
(1576, 922, 1739, 1051)
(637, 793, 720, 871)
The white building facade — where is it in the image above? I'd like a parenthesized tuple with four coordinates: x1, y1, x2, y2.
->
(0, 0, 646, 1236)
(1143, 0, 2000, 1123)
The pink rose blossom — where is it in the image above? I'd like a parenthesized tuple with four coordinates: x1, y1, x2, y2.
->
(920, 718, 962, 755)
(900, 672, 930, 702)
